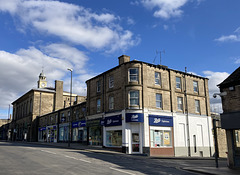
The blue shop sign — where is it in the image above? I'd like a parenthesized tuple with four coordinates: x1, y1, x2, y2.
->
(126, 113, 144, 123)
(104, 115, 122, 127)
(149, 115, 173, 127)
(72, 120, 86, 128)
(39, 127, 46, 131)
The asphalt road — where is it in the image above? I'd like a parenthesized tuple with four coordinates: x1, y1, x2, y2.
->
(0, 141, 225, 175)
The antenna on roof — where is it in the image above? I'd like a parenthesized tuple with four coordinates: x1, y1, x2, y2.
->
(153, 50, 165, 65)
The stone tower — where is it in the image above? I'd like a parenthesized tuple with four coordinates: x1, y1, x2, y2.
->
(37, 70, 47, 88)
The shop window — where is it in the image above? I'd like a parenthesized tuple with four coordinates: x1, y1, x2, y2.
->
(176, 77, 181, 89)
(129, 68, 139, 82)
(193, 81, 198, 93)
(129, 90, 139, 106)
(150, 129, 172, 148)
(109, 75, 114, 88)
(177, 97, 183, 111)
(195, 100, 200, 113)
(106, 130, 122, 147)
(155, 72, 161, 85)
(156, 93, 162, 109)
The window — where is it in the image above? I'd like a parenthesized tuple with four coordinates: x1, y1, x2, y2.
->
(176, 77, 181, 89)
(193, 81, 198, 93)
(195, 100, 200, 113)
(106, 130, 122, 147)
(97, 80, 101, 92)
(97, 99, 101, 112)
(150, 129, 172, 147)
(61, 113, 65, 122)
(155, 72, 161, 85)
(177, 97, 183, 111)
(129, 68, 139, 82)
(55, 114, 58, 123)
(109, 75, 114, 88)
(156, 93, 162, 108)
(109, 96, 114, 110)
(129, 91, 139, 106)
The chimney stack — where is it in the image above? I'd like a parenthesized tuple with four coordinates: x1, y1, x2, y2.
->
(118, 55, 130, 65)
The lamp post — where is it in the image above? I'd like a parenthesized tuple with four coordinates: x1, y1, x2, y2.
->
(67, 68, 73, 147)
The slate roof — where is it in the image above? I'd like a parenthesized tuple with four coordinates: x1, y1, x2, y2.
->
(218, 66, 240, 88)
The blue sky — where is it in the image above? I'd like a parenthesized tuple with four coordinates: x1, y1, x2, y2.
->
(0, 0, 239, 119)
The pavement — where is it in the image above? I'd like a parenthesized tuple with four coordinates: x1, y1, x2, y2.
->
(11, 141, 240, 175)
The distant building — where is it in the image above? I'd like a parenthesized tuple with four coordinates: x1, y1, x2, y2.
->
(218, 67, 240, 168)
(11, 71, 86, 142)
(0, 119, 11, 140)
(38, 102, 86, 143)
(86, 55, 214, 157)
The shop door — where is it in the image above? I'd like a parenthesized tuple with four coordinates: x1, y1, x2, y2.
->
(132, 133, 140, 153)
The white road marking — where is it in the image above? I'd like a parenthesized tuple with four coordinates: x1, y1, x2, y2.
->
(77, 159, 91, 163)
(24, 147, 37, 150)
(41, 150, 57, 155)
(64, 155, 91, 163)
(109, 167, 136, 175)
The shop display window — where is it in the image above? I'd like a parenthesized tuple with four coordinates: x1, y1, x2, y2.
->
(106, 130, 122, 147)
(150, 129, 172, 148)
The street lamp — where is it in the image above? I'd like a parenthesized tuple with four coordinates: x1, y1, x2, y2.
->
(67, 68, 73, 147)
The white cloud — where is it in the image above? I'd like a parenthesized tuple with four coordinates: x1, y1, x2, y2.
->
(140, 0, 189, 19)
(0, 44, 94, 113)
(215, 27, 240, 42)
(163, 24, 169, 30)
(0, 0, 139, 52)
(202, 70, 229, 113)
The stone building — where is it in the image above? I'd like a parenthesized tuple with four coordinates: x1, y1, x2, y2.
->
(0, 119, 11, 140)
(86, 55, 214, 157)
(11, 71, 86, 142)
(211, 113, 227, 158)
(218, 67, 240, 168)
(38, 102, 86, 143)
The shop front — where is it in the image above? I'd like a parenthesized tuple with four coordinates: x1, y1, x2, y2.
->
(87, 119, 102, 146)
(38, 127, 46, 142)
(104, 115, 122, 148)
(149, 115, 174, 156)
(126, 113, 144, 154)
(46, 125, 57, 143)
(72, 120, 87, 144)
(59, 123, 69, 142)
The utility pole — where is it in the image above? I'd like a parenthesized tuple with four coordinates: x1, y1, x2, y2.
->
(67, 68, 73, 147)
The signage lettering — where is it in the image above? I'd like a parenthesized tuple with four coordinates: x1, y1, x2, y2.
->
(154, 118, 161, 123)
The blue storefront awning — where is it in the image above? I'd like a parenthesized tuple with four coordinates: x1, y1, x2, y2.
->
(38, 127, 46, 131)
(104, 115, 122, 127)
(149, 115, 173, 127)
(126, 113, 144, 123)
(72, 120, 86, 128)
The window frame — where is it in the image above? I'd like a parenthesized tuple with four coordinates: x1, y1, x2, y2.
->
(129, 90, 139, 106)
(97, 80, 101, 93)
(176, 77, 181, 89)
(129, 68, 139, 82)
(195, 99, 200, 113)
(109, 75, 114, 88)
(193, 81, 198, 93)
(177, 96, 183, 111)
(97, 99, 101, 113)
(156, 93, 162, 109)
(109, 96, 114, 110)
(155, 72, 161, 85)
